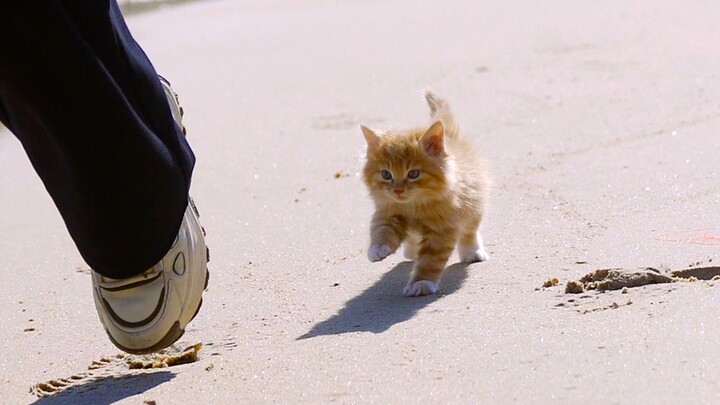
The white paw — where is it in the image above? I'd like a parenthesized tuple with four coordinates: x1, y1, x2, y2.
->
(368, 244, 393, 262)
(403, 280, 439, 297)
(460, 248, 490, 263)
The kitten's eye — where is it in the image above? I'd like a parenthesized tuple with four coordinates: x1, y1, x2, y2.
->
(407, 169, 421, 180)
(381, 170, 393, 181)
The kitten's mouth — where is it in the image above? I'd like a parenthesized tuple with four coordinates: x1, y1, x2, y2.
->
(385, 190, 411, 203)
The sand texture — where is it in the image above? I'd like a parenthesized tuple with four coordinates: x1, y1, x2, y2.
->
(2, 0, 720, 403)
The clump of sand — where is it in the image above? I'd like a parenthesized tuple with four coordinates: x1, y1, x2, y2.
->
(578, 267, 674, 291)
(671, 266, 720, 280)
(564, 266, 720, 294)
(565, 280, 585, 294)
(542, 278, 559, 288)
(126, 342, 202, 369)
(564, 267, 672, 294)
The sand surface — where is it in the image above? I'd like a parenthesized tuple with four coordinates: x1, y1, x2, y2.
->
(1, 0, 719, 403)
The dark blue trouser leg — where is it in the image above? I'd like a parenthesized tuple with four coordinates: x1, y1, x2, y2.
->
(0, 1, 195, 279)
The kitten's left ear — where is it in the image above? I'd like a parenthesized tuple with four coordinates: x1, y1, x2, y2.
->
(361, 125, 381, 153)
(420, 121, 445, 157)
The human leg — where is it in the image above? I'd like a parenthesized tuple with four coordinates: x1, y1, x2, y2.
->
(0, 1, 193, 278)
(0, 1, 208, 353)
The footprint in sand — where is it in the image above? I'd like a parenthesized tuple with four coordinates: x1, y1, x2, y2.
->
(205, 329, 240, 357)
(30, 343, 202, 398)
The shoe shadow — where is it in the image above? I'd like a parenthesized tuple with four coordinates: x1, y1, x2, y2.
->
(298, 261, 470, 340)
(30, 371, 174, 405)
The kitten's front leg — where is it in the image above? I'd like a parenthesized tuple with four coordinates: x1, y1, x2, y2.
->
(403, 228, 455, 296)
(458, 232, 489, 263)
(458, 215, 489, 263)
(368, 213, 407, 262)
(402, 232, 421, 261)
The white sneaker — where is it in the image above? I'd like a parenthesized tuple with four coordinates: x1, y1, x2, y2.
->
(91, 78, 209, 354)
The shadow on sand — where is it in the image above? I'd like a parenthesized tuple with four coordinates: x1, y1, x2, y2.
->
(31, 371, 174, 405)
(298, 261, 469, 340)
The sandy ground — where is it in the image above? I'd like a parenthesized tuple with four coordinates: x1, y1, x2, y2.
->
(1, 0, 720, 403)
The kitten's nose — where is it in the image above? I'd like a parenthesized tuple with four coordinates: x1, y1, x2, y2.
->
(393, 188, 404, 195)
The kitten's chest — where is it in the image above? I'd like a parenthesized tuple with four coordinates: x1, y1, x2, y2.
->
(403, 206, 458, 233)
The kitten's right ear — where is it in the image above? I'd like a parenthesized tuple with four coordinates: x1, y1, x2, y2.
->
(361, 125, 381, 153)
(420, 121, 445, 157)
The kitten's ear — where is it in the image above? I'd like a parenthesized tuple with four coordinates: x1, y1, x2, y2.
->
(361, 125, 381, 153)
(420, 121, 445, 157)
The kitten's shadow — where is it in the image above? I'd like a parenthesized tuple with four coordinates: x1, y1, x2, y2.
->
(298, 261, 469, 340)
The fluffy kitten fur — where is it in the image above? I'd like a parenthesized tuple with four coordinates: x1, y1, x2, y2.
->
(361, 92, 490, 297)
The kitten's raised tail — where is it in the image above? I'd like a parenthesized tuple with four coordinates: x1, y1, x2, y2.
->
(425, 91, 458, 138)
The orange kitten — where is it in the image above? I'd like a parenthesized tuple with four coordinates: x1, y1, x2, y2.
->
(361, 92, 490, 296)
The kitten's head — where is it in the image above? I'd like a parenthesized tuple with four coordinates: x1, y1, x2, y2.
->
(361, 121, 450, 205)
